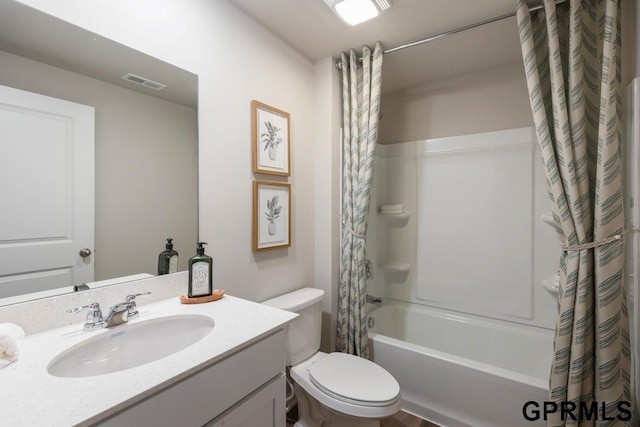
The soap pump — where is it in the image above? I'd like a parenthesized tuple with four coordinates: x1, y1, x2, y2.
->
(188, 242, 213, 298)
(157, 238, 179, 275)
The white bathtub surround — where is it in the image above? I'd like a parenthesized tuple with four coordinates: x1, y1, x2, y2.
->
(624, 78, 640, 427)
(518, 1, 631, 422)
(415, 128, 535, 322)
(0, 290, 296, 426)
(370, 127, 558, 330)
(368, 302, 553, 427)
(366, 127, 559, 424)
(337, 42, 384, 357)
(539, 215, 560, 297)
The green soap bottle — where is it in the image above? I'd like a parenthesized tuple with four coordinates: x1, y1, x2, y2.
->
(188, 242, 213, 297)
(158, 238, 179, 275)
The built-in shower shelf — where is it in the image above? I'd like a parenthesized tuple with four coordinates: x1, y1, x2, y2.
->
(378, 212, 410, 226)
(379, 212, 410, 218)
(541, 213, 555, 227)
(541, 274, 560, 297)
(380, 263, 411, 273)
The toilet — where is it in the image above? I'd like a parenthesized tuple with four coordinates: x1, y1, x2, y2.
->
(263, 288, 401, 427)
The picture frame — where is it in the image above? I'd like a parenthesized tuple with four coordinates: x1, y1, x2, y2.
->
(253, 180, 291, 252)
(252, 100, 290, 176)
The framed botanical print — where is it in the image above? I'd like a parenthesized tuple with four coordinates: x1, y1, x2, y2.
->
(253, 180, 291, 252)
(252, 100, 290, 176)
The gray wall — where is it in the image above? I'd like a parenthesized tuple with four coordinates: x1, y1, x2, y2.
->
(0, 49, 198, 280)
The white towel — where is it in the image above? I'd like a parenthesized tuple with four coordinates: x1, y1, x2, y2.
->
(0, 323, 25, 368)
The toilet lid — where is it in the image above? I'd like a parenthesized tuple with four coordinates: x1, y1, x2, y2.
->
(307, 353, 400, 407)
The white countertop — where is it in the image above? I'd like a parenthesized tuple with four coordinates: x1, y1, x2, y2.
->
(0, 294, 297, 426)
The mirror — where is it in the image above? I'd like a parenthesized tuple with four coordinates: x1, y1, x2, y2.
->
(0, 1, 198, 305)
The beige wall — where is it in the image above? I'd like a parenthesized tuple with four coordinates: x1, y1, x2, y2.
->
(621, 0, 640, 80)
(16, 0, 319, 302)
(379, 61, 533, 144)
(0, 49, 198, 280)
(314, 57, 342, 352)
(621, 0, 636, 81)
(378, 0, 636, 147)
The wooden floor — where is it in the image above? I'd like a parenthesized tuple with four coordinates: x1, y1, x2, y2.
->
(381, 411, 440, 427)
(286, 409, 439, 427)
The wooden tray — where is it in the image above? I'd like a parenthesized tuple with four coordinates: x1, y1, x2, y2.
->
(180, 289, 224, 304)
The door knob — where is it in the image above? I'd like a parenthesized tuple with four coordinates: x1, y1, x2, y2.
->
(79, 248, 92, 258)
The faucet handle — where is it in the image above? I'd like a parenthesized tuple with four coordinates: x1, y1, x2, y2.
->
(67, 302, 103, 330)
(125, 292, 151, 319)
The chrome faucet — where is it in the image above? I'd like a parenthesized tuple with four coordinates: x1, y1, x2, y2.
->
(67, 302, 104, 330)
(68, 292, 151, 331)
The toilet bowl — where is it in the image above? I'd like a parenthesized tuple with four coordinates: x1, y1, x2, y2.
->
(263, 288, 400, 427)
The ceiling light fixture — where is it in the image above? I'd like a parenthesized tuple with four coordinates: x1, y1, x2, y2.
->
(323, 0, 391, 26)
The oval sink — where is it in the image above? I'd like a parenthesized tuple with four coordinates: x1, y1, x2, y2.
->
(48, 314, 214, 378)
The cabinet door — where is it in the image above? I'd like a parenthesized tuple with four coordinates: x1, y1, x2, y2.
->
(207, 375, 285, 427)
(98, 330, 285, 427)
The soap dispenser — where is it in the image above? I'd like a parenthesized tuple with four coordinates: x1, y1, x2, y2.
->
(158, 238, 179, 275)
(188, 242, 213, 298)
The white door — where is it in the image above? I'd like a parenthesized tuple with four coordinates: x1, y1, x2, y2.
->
(0, 84, 94, 299)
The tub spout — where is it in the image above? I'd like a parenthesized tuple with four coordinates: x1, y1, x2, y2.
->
(366, 294, 381, 305)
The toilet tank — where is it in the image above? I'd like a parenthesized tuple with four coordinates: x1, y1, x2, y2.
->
(262, 288, 324, 366)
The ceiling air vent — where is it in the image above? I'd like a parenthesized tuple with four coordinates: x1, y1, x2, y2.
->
(121, 73, 167, 91)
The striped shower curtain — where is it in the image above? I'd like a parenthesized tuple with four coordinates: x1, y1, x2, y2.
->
(336, 42, 383, 357)
(517, 0, 631, 425)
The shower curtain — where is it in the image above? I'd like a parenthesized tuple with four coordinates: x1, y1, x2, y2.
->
(336, 42, 383, 358)
(517, 0, 631, 425)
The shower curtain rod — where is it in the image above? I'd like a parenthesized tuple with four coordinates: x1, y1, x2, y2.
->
(335, 0, 565, 70)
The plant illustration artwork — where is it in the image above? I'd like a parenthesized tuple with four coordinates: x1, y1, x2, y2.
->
(261, 121, 283, 161)
(265, 195, 282, 236)
(252, 101, 290, 176)
(253, 180, 290, 252)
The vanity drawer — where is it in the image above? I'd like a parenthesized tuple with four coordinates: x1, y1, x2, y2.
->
(98, 329, 286, 427)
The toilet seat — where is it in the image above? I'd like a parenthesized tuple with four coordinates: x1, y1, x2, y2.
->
(308, 352, 400, 407)
(290, 352, 401, 419)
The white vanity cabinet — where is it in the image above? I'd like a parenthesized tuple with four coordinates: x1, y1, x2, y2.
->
(206, 375, 285, 427)
(98, 329, 286, 427)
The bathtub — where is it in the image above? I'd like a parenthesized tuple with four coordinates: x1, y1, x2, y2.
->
(367, 301, 554, 427)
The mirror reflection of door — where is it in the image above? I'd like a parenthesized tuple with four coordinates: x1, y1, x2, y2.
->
(0, 84, 94, 298)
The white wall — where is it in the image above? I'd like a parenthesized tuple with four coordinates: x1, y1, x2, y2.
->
(15, 0, 319, 302)
(378, 61, 533, 144)
(0, 49, 198, 280)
